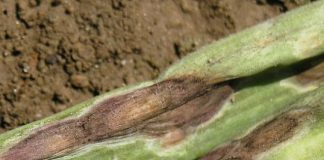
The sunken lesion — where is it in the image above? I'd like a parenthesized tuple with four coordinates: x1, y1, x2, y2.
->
(142, 85, 233, 145)
(1, 77, 233, 160)
(200, 108, 313, 160)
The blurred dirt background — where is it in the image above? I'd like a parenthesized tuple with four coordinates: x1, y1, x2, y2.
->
(0, 0, 308, 133)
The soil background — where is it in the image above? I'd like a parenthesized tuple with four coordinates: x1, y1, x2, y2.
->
(0, 0, 308, 133)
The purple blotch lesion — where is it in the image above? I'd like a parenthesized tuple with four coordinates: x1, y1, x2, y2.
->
(2, 77, 233, 160)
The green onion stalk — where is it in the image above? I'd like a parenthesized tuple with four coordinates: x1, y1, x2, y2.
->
(1, 1, 324, 159)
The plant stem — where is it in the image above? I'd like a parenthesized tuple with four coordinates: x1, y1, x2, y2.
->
(1, 1, 324, 160)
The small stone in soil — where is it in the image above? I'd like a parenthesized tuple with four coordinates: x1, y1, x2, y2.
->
(70, 74, 90, 88)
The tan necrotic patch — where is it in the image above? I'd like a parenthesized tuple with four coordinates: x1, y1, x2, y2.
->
(280, 61, 324, 92)
(1, 77, 233, 160)
(200, 108, 313, 160)
(294, 62, 324, 86)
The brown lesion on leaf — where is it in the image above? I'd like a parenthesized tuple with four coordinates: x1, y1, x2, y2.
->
(143, 85, 233, 146)
(1, 77, 233, 160)
(160, 128, 186, 147)
(200, 108, 313, 160)
(294, 61, 324, 86)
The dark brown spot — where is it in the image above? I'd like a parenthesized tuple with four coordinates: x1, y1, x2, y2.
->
(1, 77, 233, 160)
(200, 109, 312, 160)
